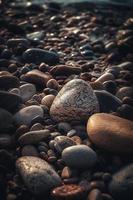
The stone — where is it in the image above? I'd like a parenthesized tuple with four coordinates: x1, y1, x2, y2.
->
(87, 189, 102, 200)
(95, 90, 122, 113)
(0, 75, 20, 90)
(50, 79, 99, 122)
(27, 31, 44, 41)
(0, 134, 12, 148)
(0, 108, 13, 132)
(14, 105, 44, 126)
(95, 73, 115, 83)
(116, 87, 133, 100)
(21, 145, 39, 157)
(23, 48, 59, 65)
(103, 80, 117, 95)
(87, 113, 133, 154)
(62, 145, 97, 169)
(20, 83, 36, 102)
(16, 156, 62, 195)
(54, 136, 76, 154)
(50, 65, 81, 76)
(41, 95, 55, 108)
(109, 164, 133, 200)
(22, 69, 52, 88)
(7, 38, 30, 48)
(19, 130, 50, 145)
(0, 91, 22, 112)
(0, 150, 14, 170)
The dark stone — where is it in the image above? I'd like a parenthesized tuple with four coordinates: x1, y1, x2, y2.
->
(23, 48, 59, 65)
(103, 80, 117, 95)
(0, 150, 14, 171)
(95, 90, 122, 113)
(109, 164, 133, 200)
(0, 90, 22, 112)
(0, 75, 20, 90)
(0, 108, 13, 132)
(117, 104, 133, 120)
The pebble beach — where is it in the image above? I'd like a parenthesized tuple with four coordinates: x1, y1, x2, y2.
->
(0, 1, 133, 200)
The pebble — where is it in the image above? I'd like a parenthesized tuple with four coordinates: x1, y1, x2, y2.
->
(109, 164, 133, 200)
(117, 104, 133, 120)
(16, 156, 62, 195)
(22, 69, 52, 88)
(14, 105, 44, 126)
(7, 38, 30, 48)
(0, 134, 12, 148)
(0, 75, 20, 90)
(87, 113, 133, 154)
(21, 145, 39, 157)
(46, 79, 59, 90)
(95, 90, 122, 113)
(58, 122, 72, 134)
(41, 95, 55, 108)
(18, 129, 50, 145)
(19, 83, 36, 102)
(96, 73, 115, 83)
(0, 91, 22, 112)
(50, 79, 99, 122)
(54, 136, 76, 154)
(23, 48, 59, 65)
(0, 149, 14, 170)
(103, 80, 117, 95)
(51, 184, 85, 200)
(0, 108, 13, 132)
(116, 86, 133, 100)
(87, 189, 103, 200)
(26, 31, 44, 41)
(50, 65, 81, 76)
(62, 145, 97, 169)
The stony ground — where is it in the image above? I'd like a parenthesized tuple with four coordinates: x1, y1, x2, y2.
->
(0, 2, 133, 200)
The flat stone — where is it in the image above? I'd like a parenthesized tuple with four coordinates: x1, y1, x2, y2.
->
(14, 105, 44, 126)
(95, 90, 122, 113)
(0, 75, 20, 90)
(62, 145, 97, 169)
(27, 31, 44, 40)
(50, 65, 81, 76)
(109, 164, 133, 200)
(87, 113, 133, 154)
(23, 48, 59, 65)
(7, 38, 30, 48)
(0, 108, 13, 132)
(16, 156, 62, 195)
(22, 69, 52, 88)
(50, 79, 99, 122)
(0, 90, 22, 112)
(19, 130, 50, 146)
(20, 83, 36, 102)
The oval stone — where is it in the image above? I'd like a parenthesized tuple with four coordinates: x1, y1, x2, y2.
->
(50, 79, 99, 122)
(23, 48, 59, 65)
(87, 113, 133, 154)
(16, 156, 62, 195)
(0, 75, 20, 90)
(116, 87, 133, 100)
(109, 164, 133, 200)
(14, 105, 44, 126)
(96, 73, 115, 83)
(20, 83, 36, 102)
(19, 130, 50, 146)
(62, 145, 97, 169)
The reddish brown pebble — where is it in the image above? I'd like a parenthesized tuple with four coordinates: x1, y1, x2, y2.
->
(51, 184, 86, 200)
(87, 189, 103, 200)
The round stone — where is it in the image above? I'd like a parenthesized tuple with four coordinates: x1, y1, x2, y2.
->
(16, 156, 62, 195)
(87, 113, 133, 154)
(20, 83, 36, 102)
(21, 145, 39, 157)
(109, 164, 133, 200)
(116, 87, 133, 100)
(41, 95, 55, 108)
(62, 145, 97, 169)
(14, 105, 44, 126)
(50, 79, 99, 122)
(18, 130, 50, 146)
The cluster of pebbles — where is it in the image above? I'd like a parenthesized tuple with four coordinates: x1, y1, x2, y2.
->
(0, 1, 133, 200)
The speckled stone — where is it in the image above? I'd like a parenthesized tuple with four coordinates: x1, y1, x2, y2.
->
(87, 113, 133, 154)
(16, 156, 62, 195)
(14, 105, 44, 126)
(50, 79, 99, 122)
